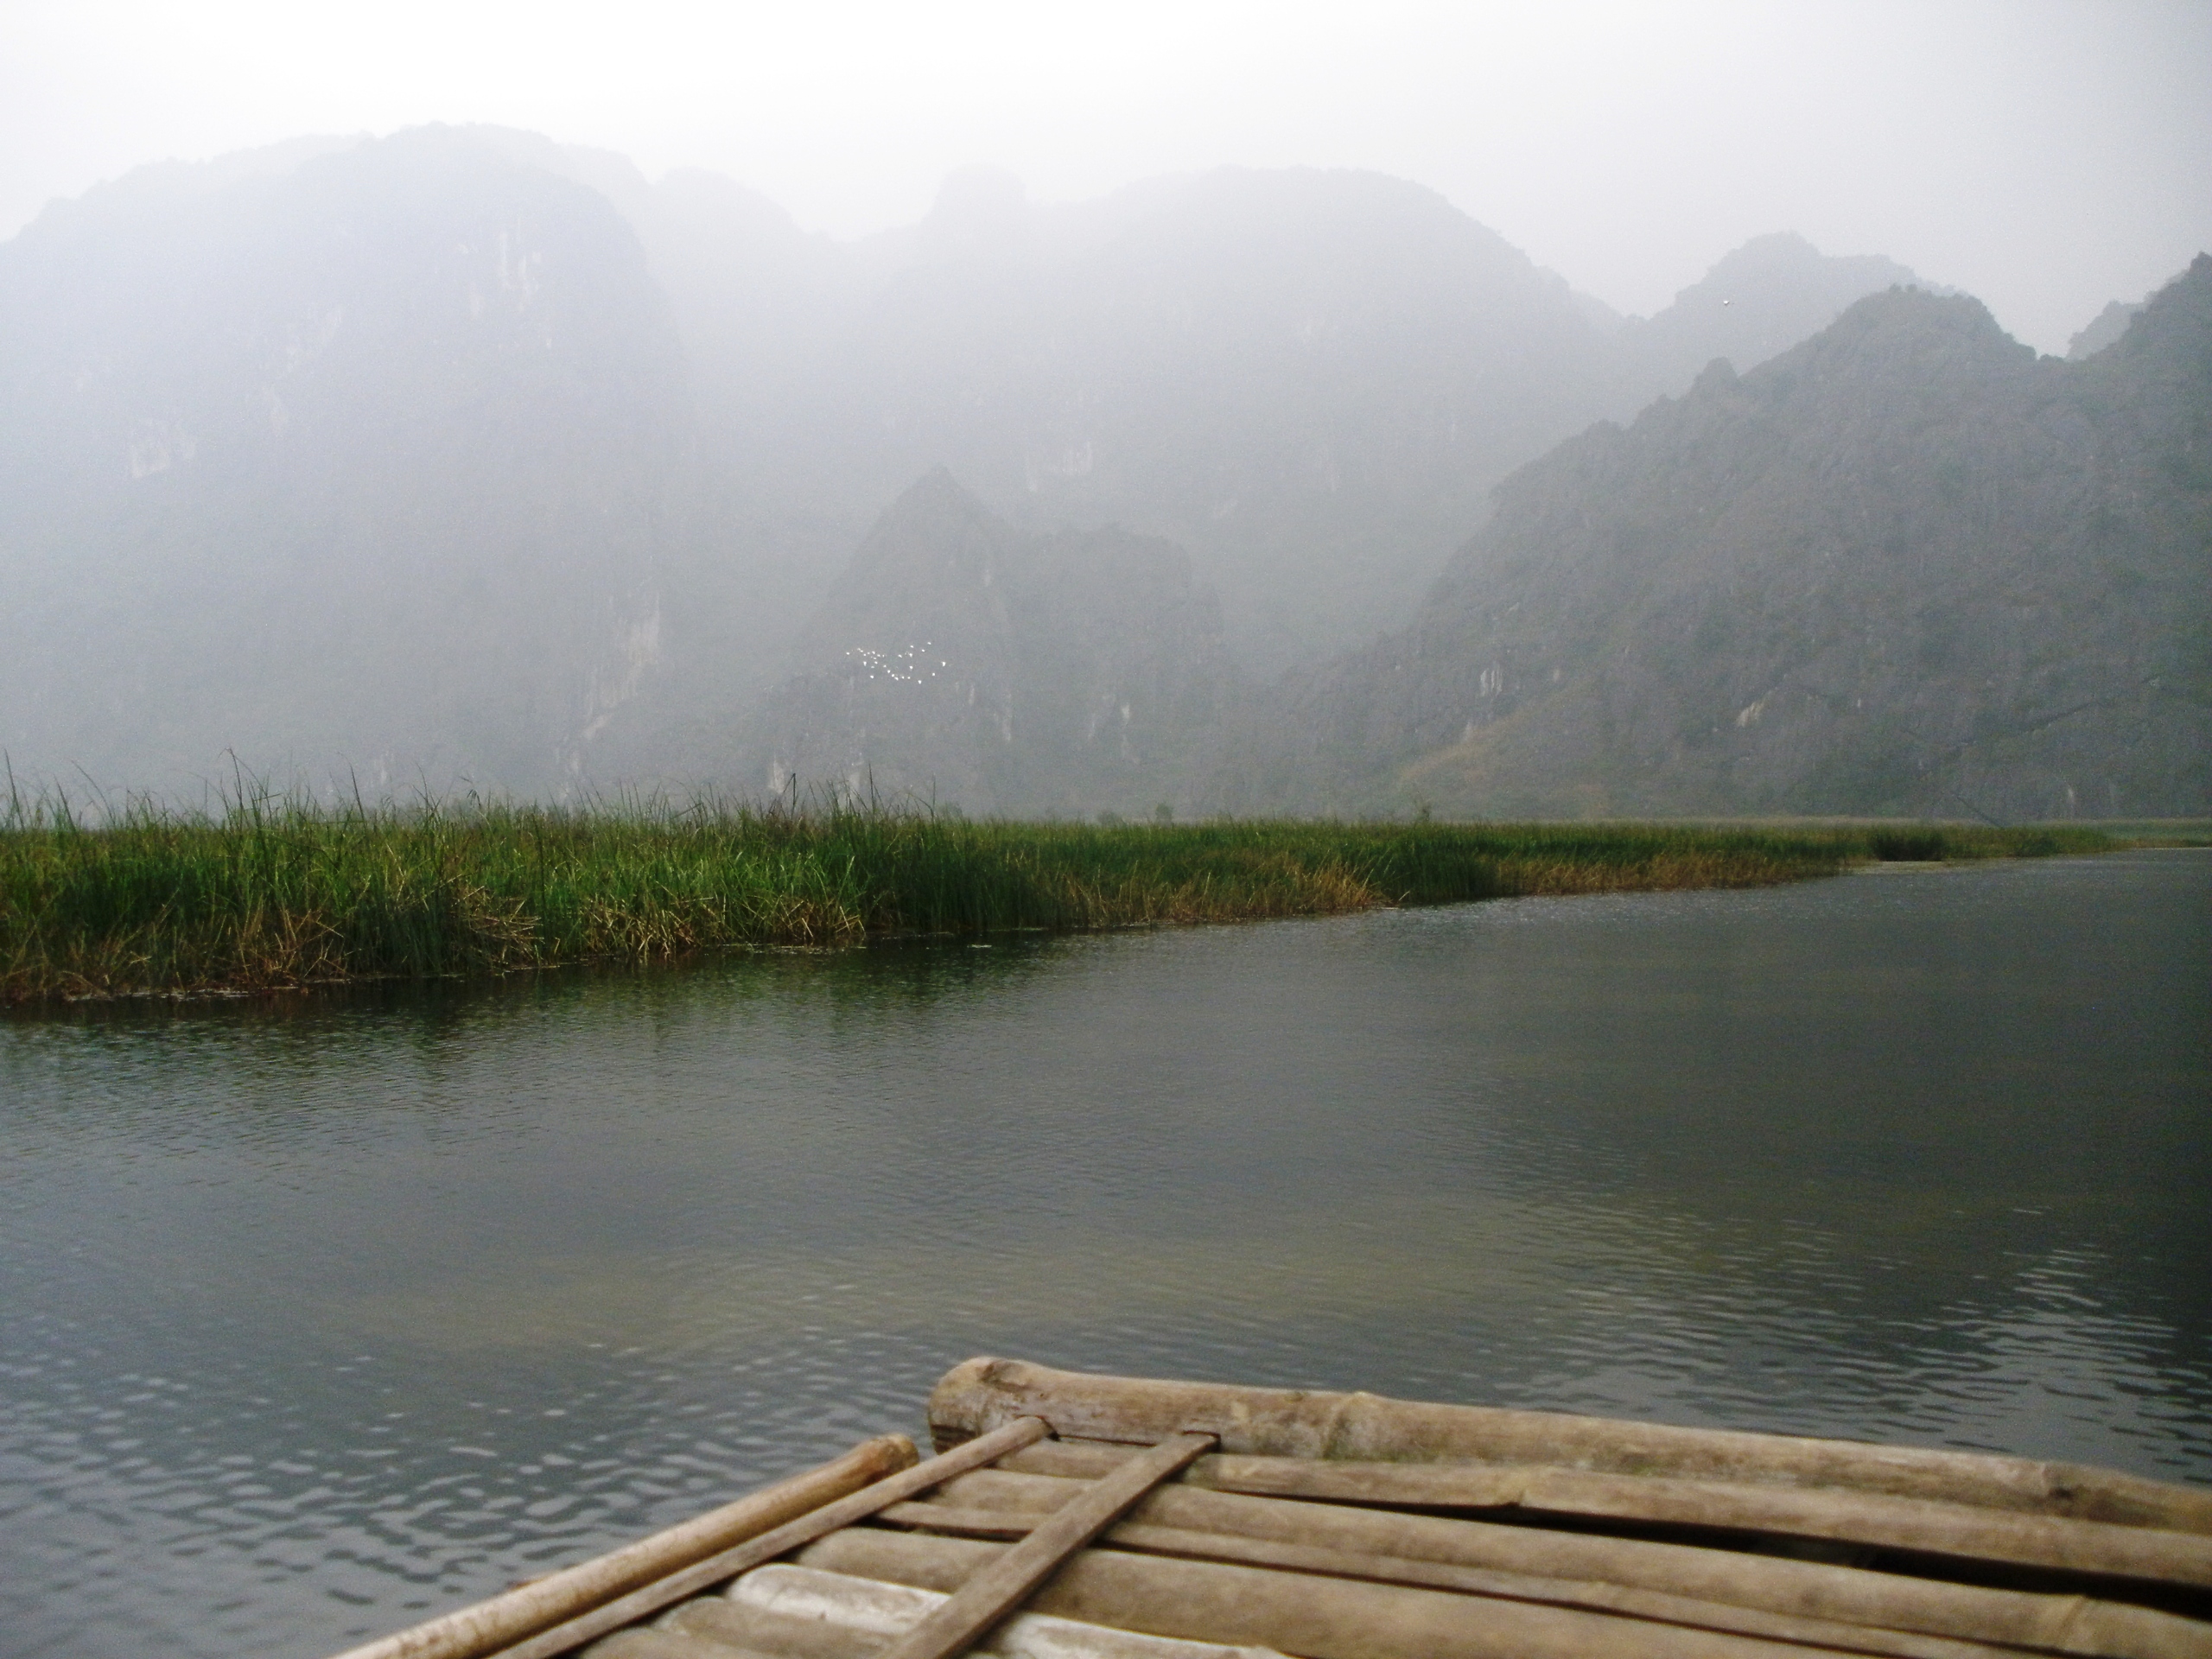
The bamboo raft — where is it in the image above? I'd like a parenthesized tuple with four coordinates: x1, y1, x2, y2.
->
(330, 1357, 2212, 1659)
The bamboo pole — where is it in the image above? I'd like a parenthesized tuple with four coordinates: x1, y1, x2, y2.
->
(582, 1630, 778, 1659)
(928, 1360, 2212, 1534)
(799, 1527, 1920, 1659)
(325, 1433, 915, 1659)
(719, 1560, 1285, 1657)
(654, 1593, 885, 1659)
(1109, 1522, 2011, 1659)
(872, 1432, 1217, 1659)
(873, 1504, 2009, 1659)
(1189, 1454, 2212, 1588)
(933, 1463, 2212, 1659)
(491, 1416, 1051, 1659)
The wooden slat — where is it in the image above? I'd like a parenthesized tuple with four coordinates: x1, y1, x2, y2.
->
(872, 1502, 2014, 1659)
(804, 1527, 1930, 1659)
(882, 1500, 1036, 1536)
(325, 1433, 915, 1659)
(999, 1440, 1146, 1478)
(929, 1360, 2212, 1534)
(923, 1462, 2212, 1659)
(872, 1431, 1217, 1659)
(1109, 1522, 2021, 1659)
(715, 1561, 1287, 1657)
(486, 1416, 1051, 1659)
(1192, 1456, 2212, 1588)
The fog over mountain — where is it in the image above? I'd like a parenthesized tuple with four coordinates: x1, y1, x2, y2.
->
(1, 126, 1952, 804)
(616, 157, 1931, 679)
(2, 125, 2199, 817)
(0, 130, 682, 798)
(1215, 262, 2212, 821)
(716, 469, 1234, 817)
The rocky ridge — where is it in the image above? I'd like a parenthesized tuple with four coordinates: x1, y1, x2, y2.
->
(725, 470, 1233, 817)
(1210, 261, 2212, 820)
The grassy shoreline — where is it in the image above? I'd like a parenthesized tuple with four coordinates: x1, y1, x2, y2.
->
(0, 796, 2112, 1003)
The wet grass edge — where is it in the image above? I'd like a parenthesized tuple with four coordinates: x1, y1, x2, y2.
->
(0, 791, 2115, 1003)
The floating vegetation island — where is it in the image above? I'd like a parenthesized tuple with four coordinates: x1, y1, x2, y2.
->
(0, 790, 2112, 1002)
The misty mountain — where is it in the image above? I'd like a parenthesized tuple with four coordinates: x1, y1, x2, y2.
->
(621, 168, 1929, 677)
(0, 124, 1942, 800)
(0, 127, 683, 798)
(706, 469, 1234, 817)
(2069, 298, 2146, 361)
(716, 167, 1611, 674)
(1213, 261, 2212, 820)
(2062, 266, 2198, 364)
(1604, 232, 1927, 401)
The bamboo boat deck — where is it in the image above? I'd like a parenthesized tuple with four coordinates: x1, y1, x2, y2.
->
(332, 1358, 2212, 1659)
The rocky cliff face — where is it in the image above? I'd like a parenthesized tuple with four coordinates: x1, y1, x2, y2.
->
(1214, 261, 2212, 820)
(726, 471, 1234, 817)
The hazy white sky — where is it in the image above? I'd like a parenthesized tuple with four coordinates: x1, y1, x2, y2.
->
(3, 0, 2206, 353)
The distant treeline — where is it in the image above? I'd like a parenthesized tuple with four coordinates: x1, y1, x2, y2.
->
(0, 791, 2110, 1002)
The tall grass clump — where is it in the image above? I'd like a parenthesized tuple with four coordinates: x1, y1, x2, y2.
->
(0, 785, 2109, 1002)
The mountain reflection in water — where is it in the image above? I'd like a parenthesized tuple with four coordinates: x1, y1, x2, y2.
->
(1, 849, 2205, 1658)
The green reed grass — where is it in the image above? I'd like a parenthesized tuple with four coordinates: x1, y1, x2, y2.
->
(0, 787, 2110, 1001)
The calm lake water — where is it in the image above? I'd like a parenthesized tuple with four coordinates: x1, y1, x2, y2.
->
(2, 849, 2207, 1658)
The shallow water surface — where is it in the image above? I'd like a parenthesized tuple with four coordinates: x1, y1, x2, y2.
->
(2, 850, 2207, 1657)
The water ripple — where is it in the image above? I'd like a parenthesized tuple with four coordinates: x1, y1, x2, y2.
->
(1, 851, 2206, 1657)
